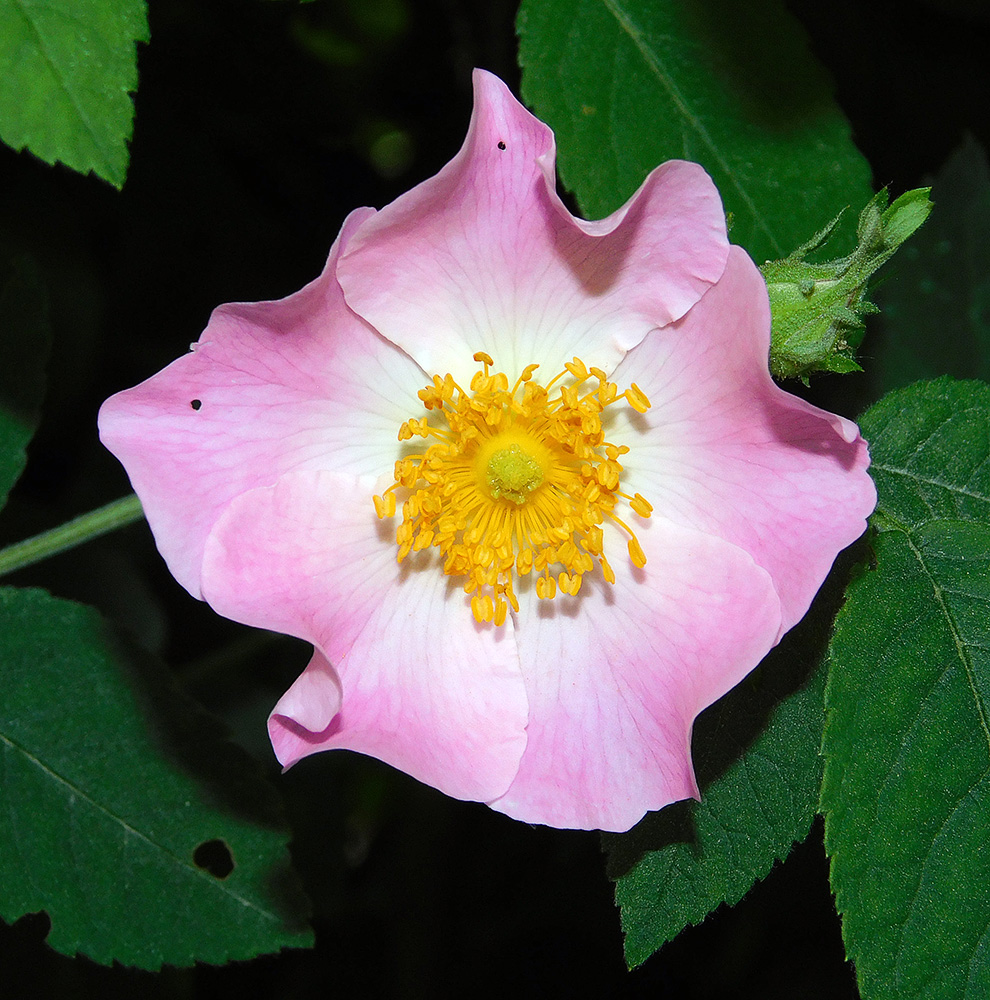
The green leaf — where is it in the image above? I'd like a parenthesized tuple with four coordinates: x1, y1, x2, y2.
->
(0, 0, 149, 188)
(0, 587, 313, 968)
(517, 0, 873, 264)
(872, 137, 990, 396)
(605, 562, 849, 968)
(821, 378, 990, 1000)
(0, 249, 50, 512)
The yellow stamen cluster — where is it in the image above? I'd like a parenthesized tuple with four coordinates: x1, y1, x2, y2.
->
(373, 352, 654, 626)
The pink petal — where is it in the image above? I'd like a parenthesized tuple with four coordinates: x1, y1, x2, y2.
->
(98, 207, 427, 598)
(270, 649, 342, 752)
(336, 69, 729, 386)
(489, 519, 782, 832)
(200, 470, 529, 802)
(610, 246, 876, 634)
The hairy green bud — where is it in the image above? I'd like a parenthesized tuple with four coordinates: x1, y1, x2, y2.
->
(762, 188, 933, 381)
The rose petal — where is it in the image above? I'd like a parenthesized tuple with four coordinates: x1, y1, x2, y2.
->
(337, 69, 729, 385)
(98, 207, 426, 598)
(610, 246, 876, 634)
(489, 518, 782, 832)
(201, 470, 529, 802)
(270, 649, 343, 761)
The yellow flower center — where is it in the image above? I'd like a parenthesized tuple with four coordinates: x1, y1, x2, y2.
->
(485, 443, 544, 504)
(373, 352, 654, 626)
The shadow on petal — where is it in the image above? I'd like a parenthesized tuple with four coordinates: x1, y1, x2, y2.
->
(603, 539, 866, 877)
(272, 711, 343, 746)
(764, 394, 867, 467)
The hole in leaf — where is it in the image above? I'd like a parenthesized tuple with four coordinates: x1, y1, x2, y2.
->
(190, 399, 202, 410)
(193, 838, 234, 879)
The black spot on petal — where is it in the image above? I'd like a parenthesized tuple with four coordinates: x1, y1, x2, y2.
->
(497, 141, 506, 151)
(190, 399, 202, 410)
(193, 838, 234, 879)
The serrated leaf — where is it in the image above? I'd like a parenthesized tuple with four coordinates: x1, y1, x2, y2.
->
(872, 137, 990, 395)
(821, 378, 990, 1000)
(0, 248, 49, 512)
(0, 587, 313, 968)
(605, 566, 848, 968)
(517, 0, 873, 264)
(0, 0, 149, 187)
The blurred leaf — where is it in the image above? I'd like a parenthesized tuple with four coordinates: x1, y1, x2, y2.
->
(0, 0, 148, 187)
(517, 0, 873, 264)
(0, 249, 49, 513)
(0, 587, 313, 968)
(872, 137, 990, 395)
(605, 564, 845, 968)
(822, 378, 990, 1000)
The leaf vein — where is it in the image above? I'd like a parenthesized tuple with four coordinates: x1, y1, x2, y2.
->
(597, 0, 778, 253)
(0, 729, 283, 925)
(9, 0, 115, 171)
(904, 531, 990, 756)
(873, 462, 990, 505)
(893, 766, 990, 990)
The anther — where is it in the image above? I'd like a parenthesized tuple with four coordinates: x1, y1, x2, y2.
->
(630, 493, 653, 518)
(564, 357, 588, 380)
(373, 492, 397, 518)
(627, 537, 647, 569)
(624, 383, 651, 413)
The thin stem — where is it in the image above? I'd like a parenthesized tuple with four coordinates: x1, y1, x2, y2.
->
(0, 494, 145, 578)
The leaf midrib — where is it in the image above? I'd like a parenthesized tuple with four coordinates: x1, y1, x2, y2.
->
(9, 0, 116, 175)
(873, 461, 990, 506)
(0, 727, 283, 924)
(598, 0, 779, 253)
(899, 527, 990, 757)
(873, 449, 990, 756)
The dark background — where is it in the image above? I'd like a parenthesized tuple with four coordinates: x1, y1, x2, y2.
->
(1, 0, 988, 996)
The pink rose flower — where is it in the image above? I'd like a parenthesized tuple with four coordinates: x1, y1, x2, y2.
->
(99, 70, 875, 832)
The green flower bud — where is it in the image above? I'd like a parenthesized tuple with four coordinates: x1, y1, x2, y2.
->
(762, 188, 933, 381)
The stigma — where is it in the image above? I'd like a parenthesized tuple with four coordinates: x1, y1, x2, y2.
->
(373, 352, 653, 626)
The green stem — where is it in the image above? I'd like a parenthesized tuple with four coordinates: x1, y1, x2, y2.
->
(0, 494, 145, 578)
